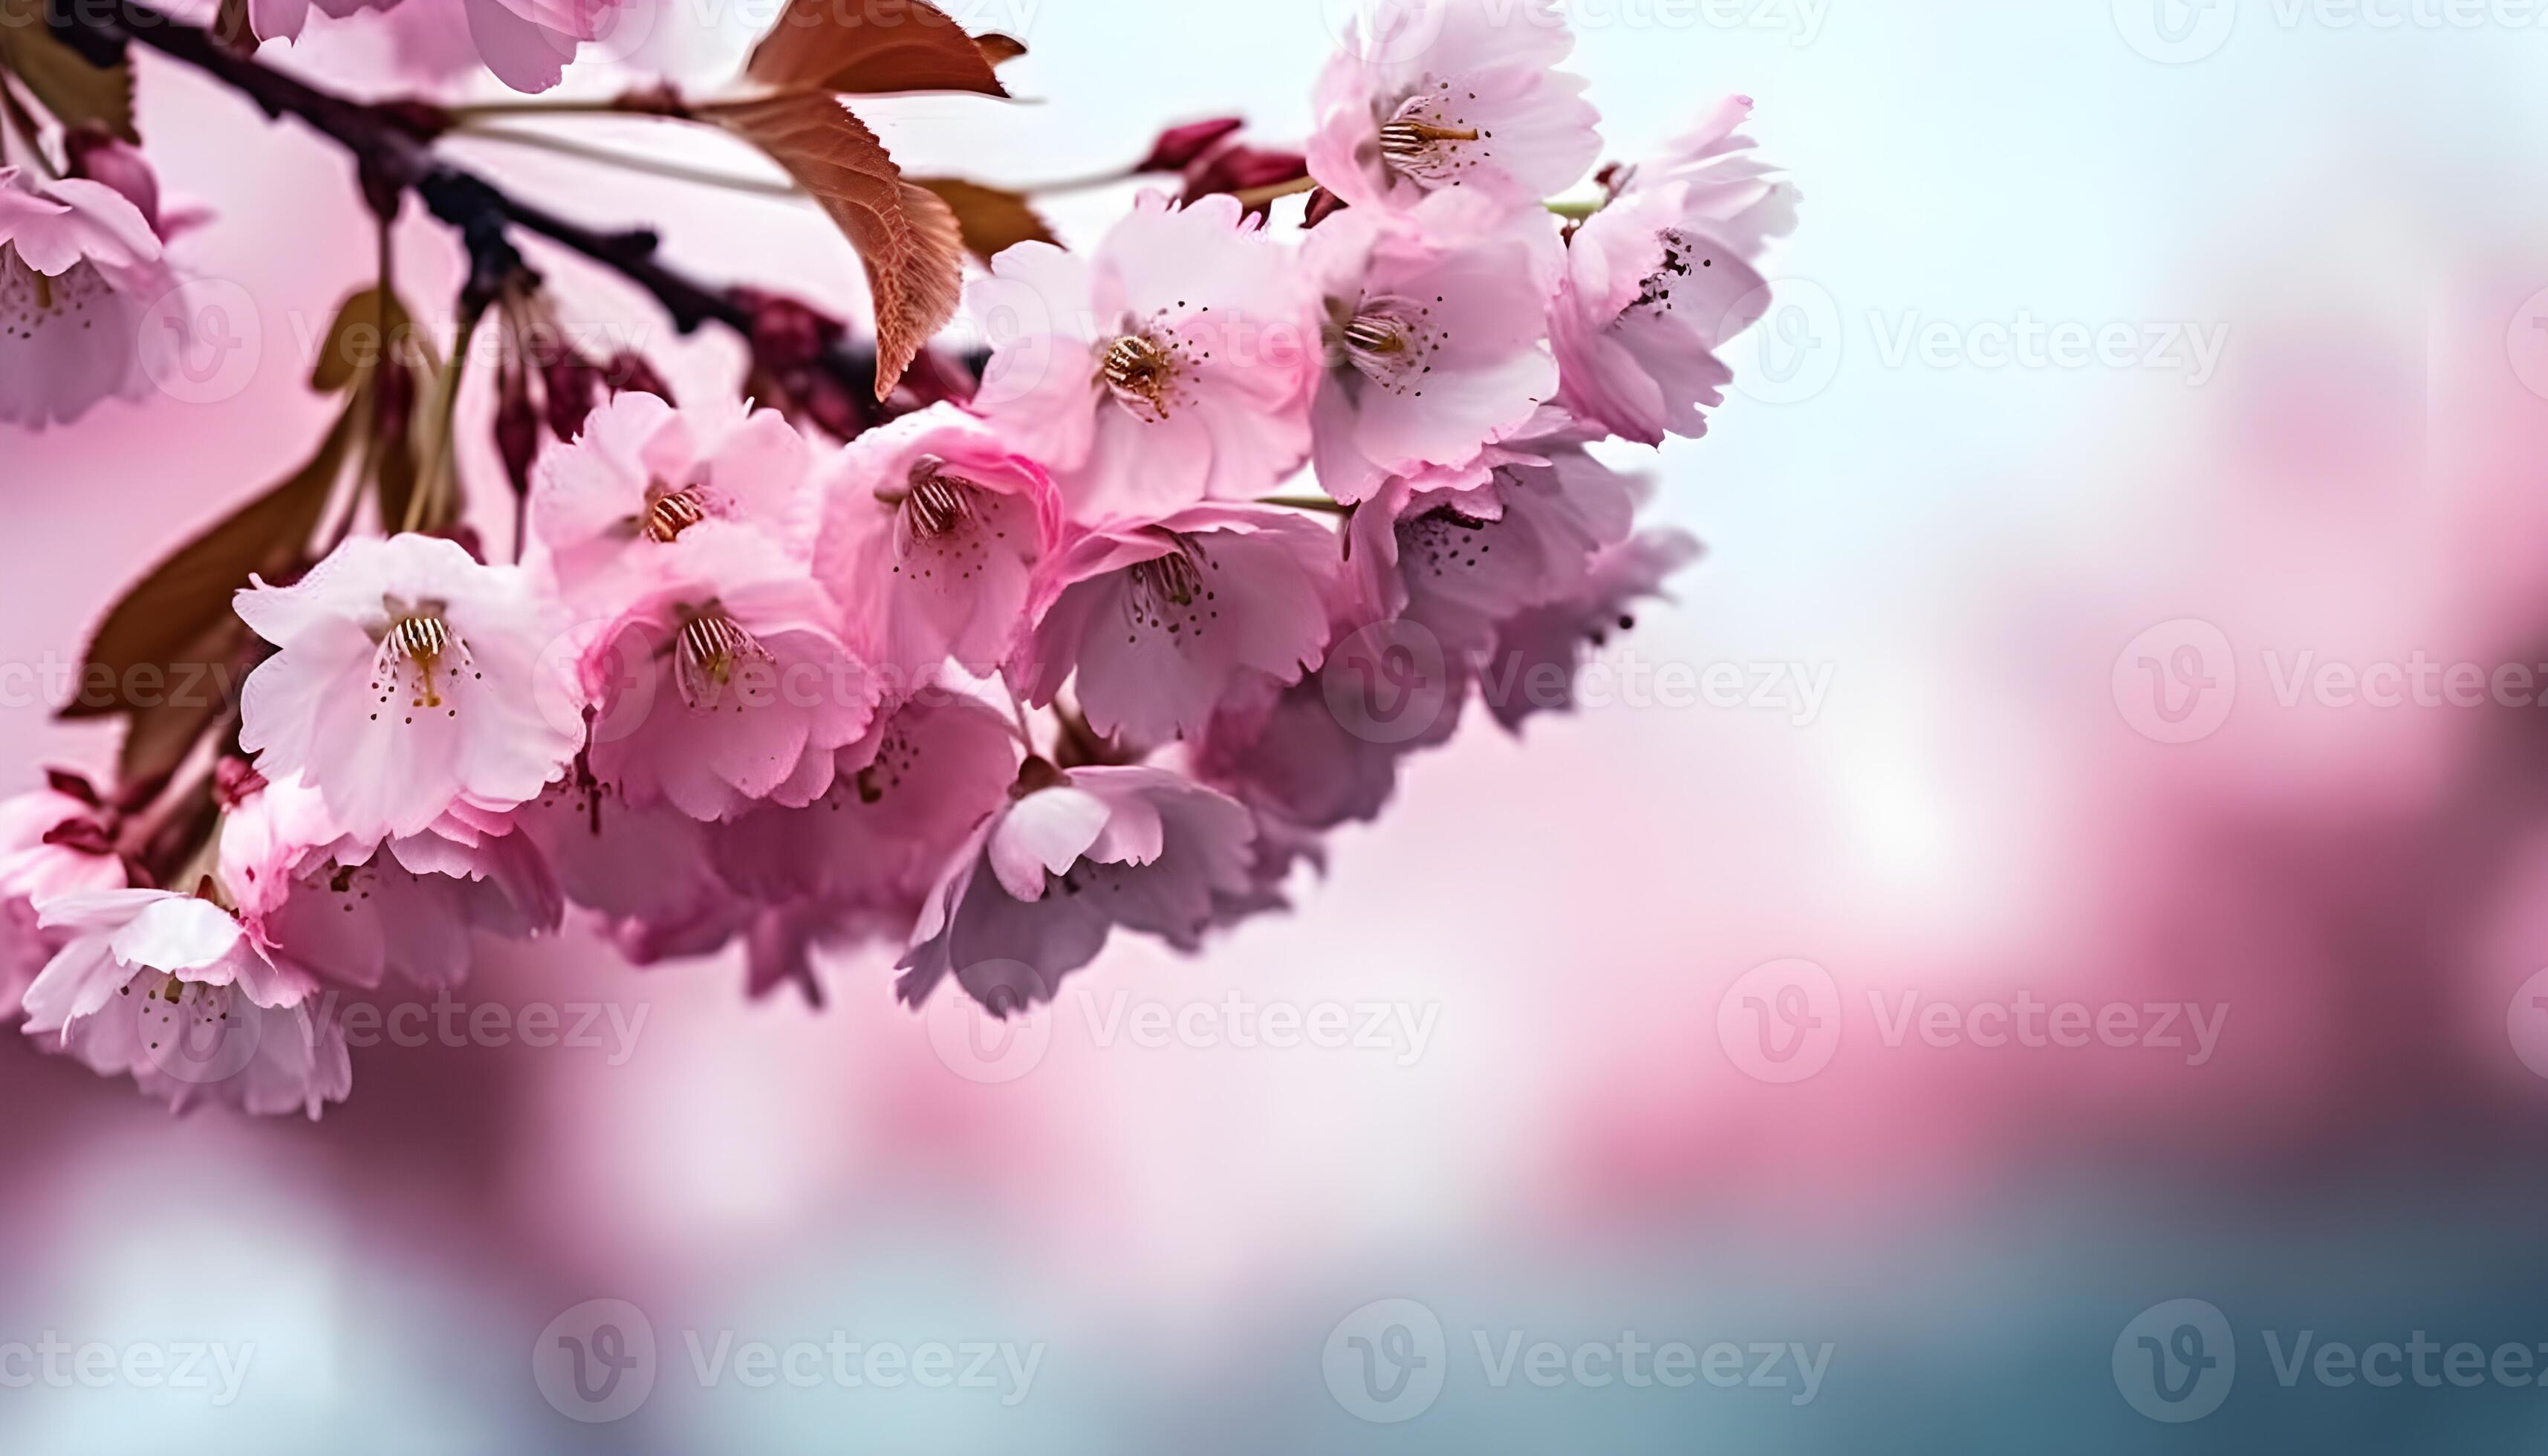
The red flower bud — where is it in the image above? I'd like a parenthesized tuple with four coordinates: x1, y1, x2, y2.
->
(1134, 117, 1244, 173)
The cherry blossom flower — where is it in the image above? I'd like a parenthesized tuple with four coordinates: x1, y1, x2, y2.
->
(968, 192, 1318, 523)
(0, 166, 178, 431)
(712, 695, 1022, 923)
(1479, 528, 1703, 731)
(1305, 190, 1562, 502)
(1551, 100, 1795, 445)
(250, 0, 625, 94)
(813, 404, 1062, 698)
(897, 764, 1258, 1015)
(529, 391, 818, 611)
(1307, 0, 1599, 223)
(22, 890, 350, 1119)
(235, 533, 585, 842)
(1348, 444, 1636, 656)
(221, 774, 560, 990)
(579, 528, 879, 821)
(1015, 503, 1340, 746)
(0, 785, 128, 1019)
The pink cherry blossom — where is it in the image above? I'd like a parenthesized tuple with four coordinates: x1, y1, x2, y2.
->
(968, 192, 1317, 523)
(1550, 100, 1795, 445)
(221, 774, 561, 990)
(579, 528, 879, 820)
(530, 391, 818, 611)
(1305, 189, 1562, 502)
(22, 890, 350, 1118)
(1307, 0, 1599, 222)
(813, 404, 1061, 698)
(250, 0, 625, 94)
(1478, 527, 1703, 731)
(1348, 444, 1635, 656)
(897, 764, 1257, 1015)
(713, 695, 1022, 920)
(0, 786, 127, 1020)
(1015, 503, 1340, 746)
(236, 533, 585, 842)
(0, 166, 178, 431)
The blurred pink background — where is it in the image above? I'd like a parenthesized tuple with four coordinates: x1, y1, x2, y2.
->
(8, 1, 2548, 1449)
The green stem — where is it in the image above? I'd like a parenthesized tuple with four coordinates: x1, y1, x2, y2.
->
(406, 305, 484, 535)
(1258, 494, 1351, 516)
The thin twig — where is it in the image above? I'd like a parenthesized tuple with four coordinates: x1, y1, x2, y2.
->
(452, 123, 805, 200)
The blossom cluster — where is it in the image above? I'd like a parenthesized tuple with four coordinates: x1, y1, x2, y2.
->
(0, 0, 1792, 1116)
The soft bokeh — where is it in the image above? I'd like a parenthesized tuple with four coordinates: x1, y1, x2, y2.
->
(7, 1, 2548, 1449)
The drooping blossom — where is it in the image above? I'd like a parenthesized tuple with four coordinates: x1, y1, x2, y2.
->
(221, 773, 560, 990)
(529, 390, 816, 610)
(579, 528, 879, 821)
(0, 166, 178, 430)
(1307, 0, 1599, 223)
(813, 404, 1062, 698)
(897, 763, 1258, 1015)
(22, 890, 350, 1119)
(1478, 528, 1703, 730)
(248, 0, 628, 94)
(1348, 443, 1636, 656)
(0, 784, 128, 1019)
(1015, 504, 1339, 746)
(968, 192, 1318, 522)
(236, 533, 585, 842)
(1304, 190, 1562, 501)
(1550, 100, 1795, 445)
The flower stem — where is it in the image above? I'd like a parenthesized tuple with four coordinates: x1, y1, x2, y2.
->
(452, 123, 803, 200)
(1258, 494, 1351, 516)
(1545, 198, 1602, 221)
(406, 305, 484, 536)
(1232, 175, 1317, 209)
(0, 77, 58, 179)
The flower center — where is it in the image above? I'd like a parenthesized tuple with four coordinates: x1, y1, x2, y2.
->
(1378, 91, 1485, 185)
(370, 608, 471, 722)
(1629, 227, 1712, 316)
(674, 610, 769, 709)
(1336, 297, 1443, 397)
(1100, 333, 1181, 420)
(894, 458, 975, 546)
(1121, 536, 1218, 641)
(643, 487, 707, 543)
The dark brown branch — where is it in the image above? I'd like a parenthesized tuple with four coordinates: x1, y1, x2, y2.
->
(55, 0, 895, 400)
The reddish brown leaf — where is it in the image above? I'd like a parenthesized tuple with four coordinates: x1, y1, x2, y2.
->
(974, 33, 1027, 66)
(704, 95, 965, 398)
(911, 177, 1056, 262)
(743, 0, 1008, 98)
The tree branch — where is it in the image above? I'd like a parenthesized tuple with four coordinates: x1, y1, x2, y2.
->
(57, 0, 897, 404)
